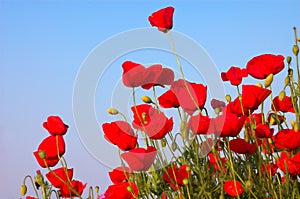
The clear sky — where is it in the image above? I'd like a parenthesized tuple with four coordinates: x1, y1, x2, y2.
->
(1, 0, 300, 198)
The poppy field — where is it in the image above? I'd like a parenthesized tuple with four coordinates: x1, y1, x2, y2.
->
(20, 6, 300, 199)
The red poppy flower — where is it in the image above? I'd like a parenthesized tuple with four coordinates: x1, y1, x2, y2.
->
(46, 167, 73, 188)
(131, 105, 173, 139)
(224, 180, 244, 197)
(227, 97, 253, 117)
(122, 61, 147, 87)
(272, 96, 295, 113)
(209, 112, 245, 137)
(277, 152, 300, 176)
(246, 54, 284, 79)
(210, 99, 226, 110)
(267, 113, 285, 125)
(229, 138, 257, 156)
(59, 180, 87, 198)
(163, 164, 190, 190)
(34, 135, 65, 168)
(187, 114, 210, 135)
(171, 79, 207, 115)
(102, 121, 137, 151)
(242, 85, 271, 110)
(254, 124, 274, 138)
(148, 6, 174, 33)
(104, 182, 138, 199)
(121, 146, 157, 171)
(260, 163, 278, 176)
(273, 129, 300, 150)
(221, 66, 248, 85)
(26, 197, 38, 199)
(245, 113, 263, 126)
(109, 167, 131, 184)
(158, 89, 180, 108)
(141, 64, 174, 90)
(43, 116, 68, 136)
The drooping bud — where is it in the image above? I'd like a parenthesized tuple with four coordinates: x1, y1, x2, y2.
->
(264, 74, 273, 87)
(161, 139, 167, 148)
(171, 142, 177, 151)
(107, 108, 119, 115)
(20, 184, 27, 196)
(288, 68, 293, 76)
(278, 91, 286, 101)
(256, 82, 263, 88)
(95, 186, 99, 194)
(225, 94, 231, 102)
(141, 96, 152, 104)
(286, 56, 292, 64)
(293, 45, 299, 56)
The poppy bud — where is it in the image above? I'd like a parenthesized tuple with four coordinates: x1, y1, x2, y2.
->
(95, 186, 99, 193)
(284, 76, 290, 86)
(107, 108, 119, 115)
(264, 74, 273, 87)
(127, 185, 133, 192)
(286, 56, 292, 64)
(293, 45, 299, 56)
(288, 68, 293, 76)
(141, 96, 152, 104)
(294, 123, 299, 132)
(278, 91, 286, 101)
(225, 94, 231, 102)
(161, 139, 167, 147)
(291, 120, 295, 127)
(182, 178, 189, 185)
(297, 38, 300, 42)
(268, 138, 273, 144)
(219, 194, 225, 199)
(245, 180, 252, 190)
(186, 166, 191, 172)
(20, 184, 27, 196)
(256, 82, 262, 88)
(171, 142, 177, 151)
(38, 150, 46, 159)
(214, 107, 221, 115)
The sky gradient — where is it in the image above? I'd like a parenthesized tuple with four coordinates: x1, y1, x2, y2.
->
(1, 1, 300, 198)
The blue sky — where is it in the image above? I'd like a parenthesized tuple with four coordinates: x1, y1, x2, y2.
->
(1, 1, 300, 198)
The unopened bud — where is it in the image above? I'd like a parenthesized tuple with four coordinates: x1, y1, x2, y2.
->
(297, 38, 300, 42)
(38, 150, 46, 159)
(245, 180, 252, 190)
(291, 120, 295, 128)
(278, 91, 286, 101)
(161, 139, 167, 148)
(288, 68, 293, 76)
(171, 142, 177, 151)
(269, 116, 276, 125)
(20, 184, 27, 196)
(225, 94, 231, 102)
(95, 186, 99, 193)
(182, 178, 189, 185)
(219, 194, 225, 199)
(286, 56, 292, 64)
(293, 45, 299, 56)
(141, 96, 152, 104)
(284, 76, 290, 86)
(107, 108, 119, 115)
(127, 185, 133, 192)
(294, 123, 299, 132)
(268, 138, 273, 144)
(256, 82, 263, 88)
(186, 166, 191, 172)
(214, 107, 221, 115)
(238, 95, 242, 101)
(264, 74, 273, 87)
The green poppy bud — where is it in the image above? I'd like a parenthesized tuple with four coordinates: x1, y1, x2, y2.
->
(286, 56, 292, 64)
(141, 96, 152, 103)
(293, 45, 299, 56)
